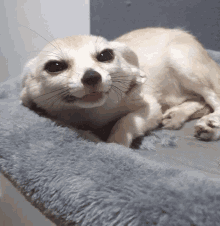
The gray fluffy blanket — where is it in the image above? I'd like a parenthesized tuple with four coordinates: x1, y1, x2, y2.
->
(0, 50, 220, 226)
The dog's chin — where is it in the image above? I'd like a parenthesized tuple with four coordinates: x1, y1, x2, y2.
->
(64, 92, 109, 108)
(77, 92, 109, 108)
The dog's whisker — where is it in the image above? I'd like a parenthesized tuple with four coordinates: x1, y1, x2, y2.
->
(19, 25, 63, 56)
(41, 91, 64, 105)
(111, 85, 124, 102)
(33, 87, 69, 101)
(110, 86, 121, 103)
(27, 50, 64, 58)
(46, 88, 72, 108)
(49, 93, 65, 108)
(20, 25, 70, 63)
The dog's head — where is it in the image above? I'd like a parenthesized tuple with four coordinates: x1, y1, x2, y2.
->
(20, 35, 146, 111)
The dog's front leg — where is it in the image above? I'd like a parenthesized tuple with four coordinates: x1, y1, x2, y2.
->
(107, 98, 162, 147)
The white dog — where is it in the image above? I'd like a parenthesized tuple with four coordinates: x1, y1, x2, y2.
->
(20, 27, 220, 147)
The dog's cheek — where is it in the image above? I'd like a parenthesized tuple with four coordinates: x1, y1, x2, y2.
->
(20, 87, 30, 107)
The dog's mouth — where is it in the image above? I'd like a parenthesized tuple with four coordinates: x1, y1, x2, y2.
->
(63, 92, 108, 103)
(81, 92, 103, 102)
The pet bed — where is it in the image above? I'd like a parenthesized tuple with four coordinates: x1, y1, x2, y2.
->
(0, 50, 220, 226)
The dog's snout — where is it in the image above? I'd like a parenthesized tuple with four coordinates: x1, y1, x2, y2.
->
(81, 69, 102, 86)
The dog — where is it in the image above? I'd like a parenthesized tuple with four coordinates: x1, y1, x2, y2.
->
(20, 27, 220, 147)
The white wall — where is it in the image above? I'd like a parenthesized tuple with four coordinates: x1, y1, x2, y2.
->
(0, 0, 90, 82)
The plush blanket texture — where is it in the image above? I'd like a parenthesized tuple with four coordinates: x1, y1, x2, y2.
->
(1, 50, 220, 226)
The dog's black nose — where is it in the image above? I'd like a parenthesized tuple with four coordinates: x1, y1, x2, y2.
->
(81, 69, 102, 86)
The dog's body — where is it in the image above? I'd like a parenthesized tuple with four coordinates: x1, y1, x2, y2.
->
(20, 27, 220, 147)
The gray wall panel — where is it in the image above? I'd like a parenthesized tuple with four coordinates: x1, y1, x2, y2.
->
(91, 0, 220, 50)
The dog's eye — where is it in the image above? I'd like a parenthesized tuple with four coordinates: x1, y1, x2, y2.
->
(44, 60, 68, 73)
(97, 49, 114, 62)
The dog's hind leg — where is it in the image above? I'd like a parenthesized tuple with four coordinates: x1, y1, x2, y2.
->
(162, 100, 211, 130)
(169, 39, 220, 141)
(194, 88, 220, 141)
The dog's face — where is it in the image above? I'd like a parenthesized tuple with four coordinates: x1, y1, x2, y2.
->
(21, 35, 144, 110)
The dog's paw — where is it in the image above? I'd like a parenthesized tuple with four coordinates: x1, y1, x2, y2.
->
(107, 133, 131, 147)
(162, 107, 186, 130)
(194, 114, 220, 141)
(77, 130, 102, 143)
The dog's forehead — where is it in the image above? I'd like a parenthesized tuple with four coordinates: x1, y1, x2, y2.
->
(42, 35, 110, 57)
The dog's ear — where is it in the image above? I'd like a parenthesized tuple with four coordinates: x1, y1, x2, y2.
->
(110, 41, 146, 84)
(20, 57, 38, 108)
(110, 41, 139, 67)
